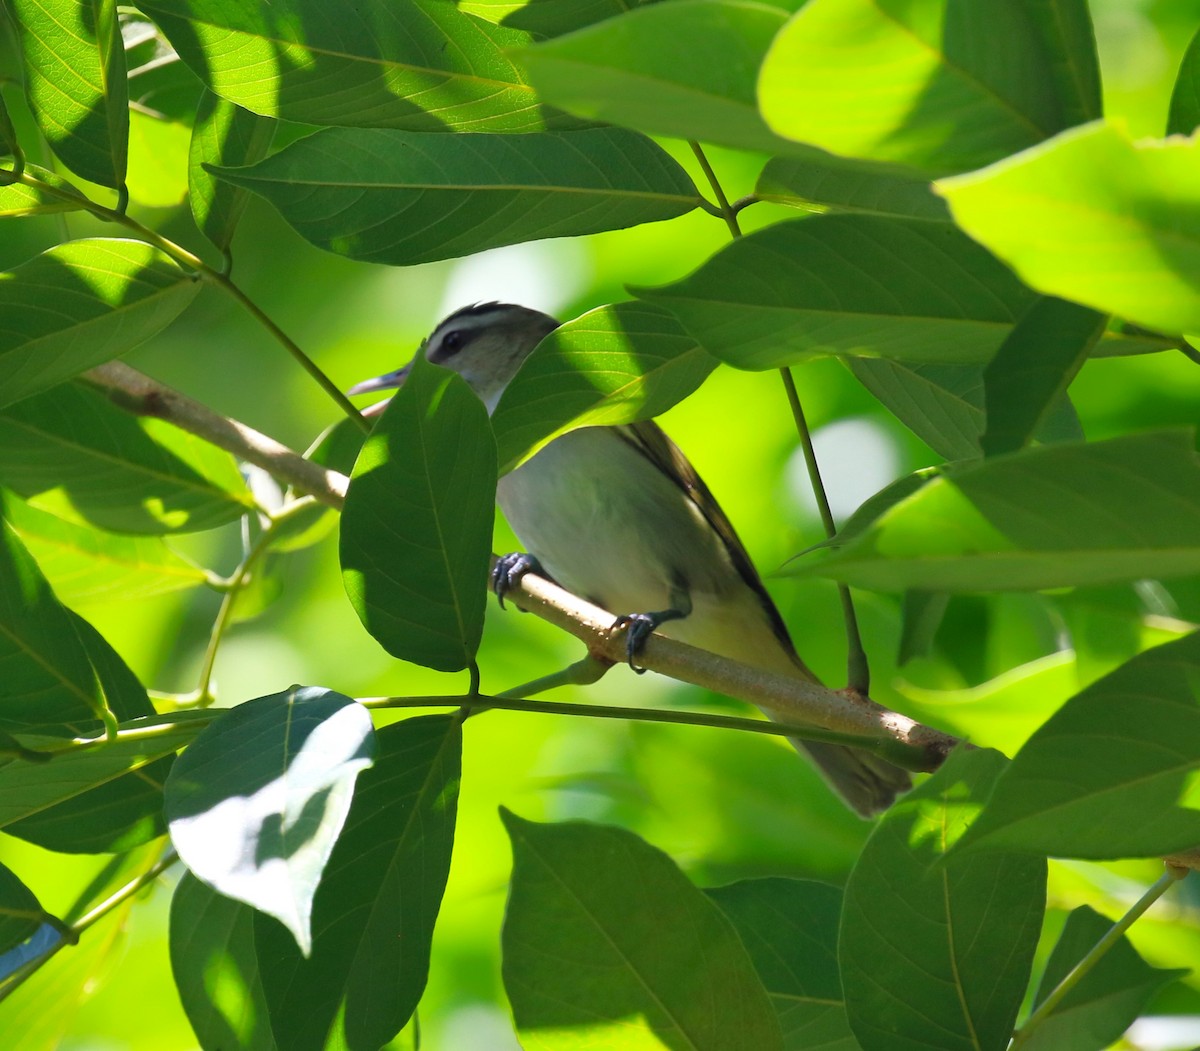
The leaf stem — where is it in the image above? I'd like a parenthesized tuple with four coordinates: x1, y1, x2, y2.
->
(5, 167, 368, 431)
(689, 141, 741, 238)
(1010, 865, 1189, 1050)
(780, 367, 871, 692)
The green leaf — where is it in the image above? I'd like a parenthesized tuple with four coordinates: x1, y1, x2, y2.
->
(1019, 905, 1187, 1051)
(8, 0, 129, 189)
(756, 151, 952, 222)
(501, 810, 783, 1051)
(470, 0, 660, 38)
(491, 301, 718, 472)
(954, 631, 1200, 859)
(165, 686, 376, 955)
(137, 0, 578, 131)
(0, 519, 108, 732)
(708, 878, 857, 1051)
(0, 381, 253, 534)
(758, 0, 1100, 175)
(1168, 26, 1200, 135)
(840, 747, 1046, 1051)
(212, 126, 699, 266)
(170, 872, 277, 1051)
(3, 611, 174, 853)
(340, 357, 496, 673)
(937, 122, 1200, 336)
(980, 296, 1105, 457)
(2, 493, 207, 606)
(0, 238, 200, 410)
(0, 861, 49, 958)
(0, 90, 18, 163)
(255, 715, 462, 1051)
(518, 0, 796, 154)
(898, 589, 950, 665)
(0, 166, 88, 219)
(635, 216, 1036, 368)
(0, 712, 207, 831)
(800, 431, 1200, 592)
(189, 91, 276, 254)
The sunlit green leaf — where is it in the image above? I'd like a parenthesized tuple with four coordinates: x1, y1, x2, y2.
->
(635, 216, 1036, 368)
(955, 631, 1200, 859)
(1020, 905, 1187, 1051)
(518, 0, 795, 153)
(341, 358, 496, 672)
(0, 239, 200, 410)
(708, 878, 856, 1051)
(938, 122, 1200, 335)
(0, 166, 88, 219)
(464, 0, 660, 37)
(256, 715, 462, 1051)
(165, 686, 375, 955)
(491, 302, 717, 472)
(841, 748, 1045, 1051)
(800, 431, 1200, 591)
(502, 810, 783, 1051)
(212, 127, 699, 266)
(980, 296, 1105, 457)
(759, 0, 1100, 174)
(8, 0, 129, 189)
(137, 0, 579, 131)
(190, 91, 276, 254)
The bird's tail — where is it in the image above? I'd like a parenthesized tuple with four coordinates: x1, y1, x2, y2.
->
(788, 734, 912, 818)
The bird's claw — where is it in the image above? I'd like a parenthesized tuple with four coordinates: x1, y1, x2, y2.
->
(491, 552, 544, 610)
(614, 612, 658, 674)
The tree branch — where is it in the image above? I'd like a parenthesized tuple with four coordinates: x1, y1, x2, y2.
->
(87, 361, 960, 771)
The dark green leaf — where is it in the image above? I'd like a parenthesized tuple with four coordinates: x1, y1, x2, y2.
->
(491, 301, 717, 472)
(518, 0, 796, 154)
(137, 0, 579, 131)
(759, 0, 1100, 174)
(170, 872, 277, 1051)
(8, 0, 129, 189)
(0, 861, 48, 957)
(502, 810, 783, 1051)
(1168, 26, 1200, 135)
(1020, 905, 1187, 1051)
(255, 715, 462, 1051)
(841, 747, 1046, 1051)
(0, 712, 207, 831)
(955, 631, 1200, 859)
(0, 239, 200, 410)
(898, 590, 950, 666)
(801, 431, 1200, 591)
(0, 381, 254, 533)
(479, 0, 660, 38)
(0, 89, 17, 162)
(165, 686, 376, 954)
(340, 357, 496, 672)
(190, 91, 275, 253)
(634, 216, 1036, 369)
(708, 878, 857, 1051)
(2, 493, 207, 606)
(0, 519, 107, 732)
(756, 151, 951, 222)
(4, 611, 172, 853)
(937, 122, 1200, 335)
(980, 297, 1106, 457)
(213, 126, 699, 265)
(0, 165, 89, 218)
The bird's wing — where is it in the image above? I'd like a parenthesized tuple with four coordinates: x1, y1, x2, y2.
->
(612, 420, 800, 661)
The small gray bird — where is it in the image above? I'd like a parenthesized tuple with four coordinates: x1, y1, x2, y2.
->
(350, 302, 911, 816)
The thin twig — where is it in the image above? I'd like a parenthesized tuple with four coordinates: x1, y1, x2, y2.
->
(689, 140, 741, 237)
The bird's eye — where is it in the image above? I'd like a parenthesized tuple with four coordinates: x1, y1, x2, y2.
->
(441, 330, 465, 356)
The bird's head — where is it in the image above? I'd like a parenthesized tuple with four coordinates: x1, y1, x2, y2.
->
(348, 302, 559, 415)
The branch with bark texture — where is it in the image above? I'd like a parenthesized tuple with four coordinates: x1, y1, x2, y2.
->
(86, 361, 957, 770)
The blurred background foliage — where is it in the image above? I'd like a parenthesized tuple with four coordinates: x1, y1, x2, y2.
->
(1, 1, 1200, 1048)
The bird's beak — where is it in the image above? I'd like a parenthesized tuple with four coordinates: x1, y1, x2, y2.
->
(347, 362, 412, 418)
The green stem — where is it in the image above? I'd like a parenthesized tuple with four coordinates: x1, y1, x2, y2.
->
(689, 141, 741, 238)
(780, 368, 871, 692)
(6, 168, 368, 432)
(195, 497, 318, 706)
(1010, 866, 1189, 1050)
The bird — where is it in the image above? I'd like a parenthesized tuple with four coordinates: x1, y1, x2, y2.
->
(349, 301, 911, 816)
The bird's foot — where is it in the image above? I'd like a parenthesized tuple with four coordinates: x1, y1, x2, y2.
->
(491, 552, 545, 610)
(613, 608, 686, 674)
